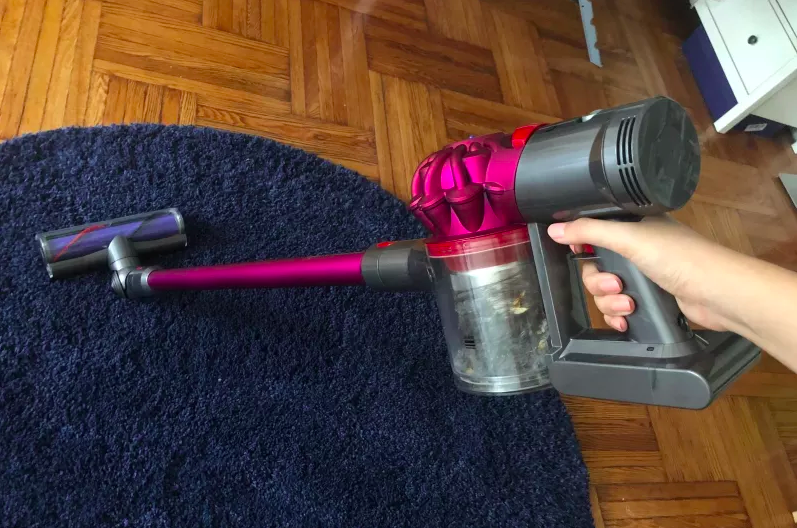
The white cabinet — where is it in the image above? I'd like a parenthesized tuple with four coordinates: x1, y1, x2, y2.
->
(705, 0, 796, 93)
(694, 0, 797, 132)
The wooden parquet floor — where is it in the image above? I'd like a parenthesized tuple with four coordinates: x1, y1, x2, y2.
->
(3, 0, 797, 525)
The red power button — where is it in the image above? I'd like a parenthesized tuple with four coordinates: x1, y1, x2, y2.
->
(511, 124, 546, 149)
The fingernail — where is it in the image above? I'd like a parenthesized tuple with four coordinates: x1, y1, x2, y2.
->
(600, 278, 622, 293)
(612, 298, 632, 314)
(548, 223, 566, 240)
(615, 318, 628, 332)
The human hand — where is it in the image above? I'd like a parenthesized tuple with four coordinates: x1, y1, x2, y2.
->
(546, 216, 739, 333)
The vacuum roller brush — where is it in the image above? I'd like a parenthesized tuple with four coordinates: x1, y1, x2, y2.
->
(36, 209, 187, 280)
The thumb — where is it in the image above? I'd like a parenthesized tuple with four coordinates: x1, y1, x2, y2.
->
(547, 218, 637, 257)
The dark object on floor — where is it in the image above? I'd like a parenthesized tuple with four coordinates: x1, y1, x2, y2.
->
(0, 126, 593, 528)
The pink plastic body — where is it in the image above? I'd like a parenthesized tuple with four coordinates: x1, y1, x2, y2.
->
(409, 132, 530, 238)
(147, 252, 365, 291)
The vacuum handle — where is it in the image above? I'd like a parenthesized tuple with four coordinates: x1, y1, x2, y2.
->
(591, 245, 692, 344)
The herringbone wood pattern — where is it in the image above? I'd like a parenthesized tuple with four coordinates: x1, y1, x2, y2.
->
(3, 0, 797, 525)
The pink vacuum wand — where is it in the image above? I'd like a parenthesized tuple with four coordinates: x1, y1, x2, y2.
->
(37, 97, 762, 410)
(36, 208, 431, 296)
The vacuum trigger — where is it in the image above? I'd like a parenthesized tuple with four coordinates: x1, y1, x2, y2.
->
(569, 252, 599, 262)
(569, 243, 597, 262)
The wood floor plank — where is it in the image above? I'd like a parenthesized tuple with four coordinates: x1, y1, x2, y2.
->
(63, 0, 102, 127)
(482, 0, 585, 46)
(597, 482, 740, 503)
(581, 450, 663, 469)
(18, 0, 64, 135)
(381, 75, 447, 201)
(487, 7, 561, 116)
(589, 466, 668, 485)
(142, 83, 164, 123)
(319, 1, 346, 124)
(649, 405, 734, 483)
(83, 70, 109, 126)
(551, 70, 608, 118)
(592, 0, 631, 55)
(245, 0, 260, 40)
(317, 0, 427, 31)
(651, 398, 796, 527)
(94, 39, 289, 102)
(365, 16, 501, 103)
(0, 0, 27, 109)
(288, 0, 305, 115)
(106, 0, 202, 24)
(574, 421, 660, 452)
(102, 74, 127, 124)
(603, 84, 651, 108)
(161, 87, 182, 125)
(0, 0, 47, 138)
(747, 398, 797, 511)
(591, 486, 606, 528)
(339, 8, 372, 130)
(299, 0, 319, 117)
(210, 0, 233, 32)
(122, 78, 147, 123)
(541, 33, 649, 96)
(100, 3, 289, 78)
(713, 398, 796, 527)
(369, 70, 394, 193)
(195, 90, 290, 117)
(611, 0, 694, 40)
(423, 0, 488, 47)
(605, 516, 751, 528)
(260, 0, 288, 46)
(39, 0, 83, 130)
(290, 1, 371, 128)
(441, 89, 560, 141)
(93, 58, 290, 115)
(618, 14, 665, 97)
(570, 397, 660, 454)
(178, 91, 197, 125)
(202, 0, 218, 27)
(601, 497, 746, 521)
(690, 156, 779, 217)
(232, 0, 246, 35)
(726, 372, 797, 399)
(754, 352, 794, 375)
(195, 104, 377, 177)
(671, 202, 755, 256)
(564, 396, 650, 421)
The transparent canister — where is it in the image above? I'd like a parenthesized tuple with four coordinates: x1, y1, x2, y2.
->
(427, 226, 551, 395)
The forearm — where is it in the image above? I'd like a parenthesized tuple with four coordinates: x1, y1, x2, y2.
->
(709, 250, 797, 370)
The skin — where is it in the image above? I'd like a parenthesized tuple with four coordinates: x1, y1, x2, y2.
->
(547, 216, 797, 373)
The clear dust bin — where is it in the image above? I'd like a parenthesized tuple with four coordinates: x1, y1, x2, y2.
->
(426, 226, 552, 395)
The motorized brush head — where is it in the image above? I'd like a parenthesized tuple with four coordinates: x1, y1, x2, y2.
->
(36, 209, 187, 280)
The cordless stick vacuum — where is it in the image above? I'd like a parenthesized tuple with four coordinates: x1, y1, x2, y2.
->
(37, 97, 760, 409)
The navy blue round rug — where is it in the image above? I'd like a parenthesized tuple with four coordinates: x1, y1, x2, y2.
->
(0, 126, 592, 527)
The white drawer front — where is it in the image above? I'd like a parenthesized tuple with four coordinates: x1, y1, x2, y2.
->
(707, 0, 796, 93)
(776, 0, 797, 35)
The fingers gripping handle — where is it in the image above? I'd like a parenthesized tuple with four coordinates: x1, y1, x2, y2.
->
(591, 246, 693, 344)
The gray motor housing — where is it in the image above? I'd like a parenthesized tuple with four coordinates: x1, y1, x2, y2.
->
(515, 97, 701, 223)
